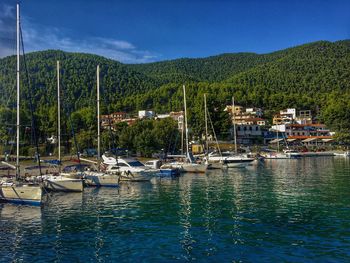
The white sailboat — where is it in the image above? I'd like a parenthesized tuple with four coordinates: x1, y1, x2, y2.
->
(84, 65, 120, 187)
(0, 4, 43, 205)
(202, 94, 224, 169)
(223, 96, 255, 168)
(161, 85, 207, 173)
(41, 61, 84, 192)
(262, 125, 301, 159)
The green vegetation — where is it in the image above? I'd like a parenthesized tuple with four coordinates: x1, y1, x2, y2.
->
(0, 40, 349, 155)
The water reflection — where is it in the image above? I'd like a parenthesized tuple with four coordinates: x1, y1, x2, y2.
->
(0, 157, 349, 262)
(0, 204, 42, 262)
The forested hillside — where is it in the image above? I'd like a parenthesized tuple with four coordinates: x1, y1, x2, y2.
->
(0, 40, 349, 149)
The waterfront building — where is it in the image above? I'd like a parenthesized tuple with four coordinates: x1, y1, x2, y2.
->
(235, 124, 264, 144)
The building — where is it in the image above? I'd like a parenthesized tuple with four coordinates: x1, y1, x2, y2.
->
(295, 110, 313, 124)
(138, 110, 155, 119)
(285, 123, 331, 138)
(273, 108, 296, 125)
(235, 117, 266, 126)
(224, 105, 244, 115)
(235, 124, 264, 145)
(101, 112, 128, 128)
(245, 108, 263, 118)
(156, 114, 170, 119)
(170, 111, 184, 130)
(224, 103, 267, 145)
(225, 104, 266, 125)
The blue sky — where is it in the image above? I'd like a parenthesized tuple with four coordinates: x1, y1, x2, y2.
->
(0, 0, 349, 63)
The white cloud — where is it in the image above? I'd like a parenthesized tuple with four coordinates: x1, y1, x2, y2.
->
(0, 3, 159, 63)
(19, 18, 158, 63)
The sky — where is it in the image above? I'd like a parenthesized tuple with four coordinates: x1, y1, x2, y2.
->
(0, 0, 349, 63)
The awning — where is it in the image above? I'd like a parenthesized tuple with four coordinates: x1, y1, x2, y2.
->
(322, 138, 334, 142)
(269, 138, 284, 144)
(302, 138, 317, 143)
(287, 138, 297, 142)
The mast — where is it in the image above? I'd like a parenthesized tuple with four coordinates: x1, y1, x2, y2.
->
(57, 61, 61, 165)
(97, 65, 101, 170)
(232, 96, 238, 154)
(16, 3, 20, 179)
(183, 85, 189, 162)
(181, 114, 184, 156)
(204, 94, 209, 155)
(277, 125, 280, 152)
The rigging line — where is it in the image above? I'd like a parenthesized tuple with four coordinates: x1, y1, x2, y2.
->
(102, 78, 119, 166)
(60, 82, 82, 167)
(19, 25, 43, 177)
(207, 105, 222, 158)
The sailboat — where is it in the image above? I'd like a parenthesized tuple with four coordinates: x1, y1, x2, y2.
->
(262, 125, 301, 159)
(40, 61, 84, 192)
(161, 85, 207, 173)
(84, 65, 120, 187)
(0, 4, 43, 205)
(202, 94, 224, 169)
(222, 96, 255, 168)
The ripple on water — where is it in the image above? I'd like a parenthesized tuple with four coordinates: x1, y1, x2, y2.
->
(1, 157, 350, 262)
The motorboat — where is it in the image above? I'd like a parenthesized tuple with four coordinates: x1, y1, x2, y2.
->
(284, 149, 302, 158)
(206, 151, 255, 168)
(102, 155, 157, 181)
(261, 149, 300, 159)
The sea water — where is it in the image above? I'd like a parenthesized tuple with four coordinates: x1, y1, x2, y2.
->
(1, 157, 350, 262)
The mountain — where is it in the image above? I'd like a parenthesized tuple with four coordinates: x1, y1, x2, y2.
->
(0, 40, 349, 139)
(0, 50, 160, 111)
(127, 52, 285, 83)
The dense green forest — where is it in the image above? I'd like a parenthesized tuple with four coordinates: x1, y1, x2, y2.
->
(0, 40, 349, 155)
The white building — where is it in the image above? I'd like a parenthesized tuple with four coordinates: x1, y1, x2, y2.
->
(156, 114, 171, 119)
(138, 110, 155, 119)
(245, 108, 263, 118)
(280, 108, 296, 119)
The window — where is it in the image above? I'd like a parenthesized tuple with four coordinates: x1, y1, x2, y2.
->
(128, 161, 145, 167)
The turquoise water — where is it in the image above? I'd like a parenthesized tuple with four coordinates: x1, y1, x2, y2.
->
(1, 157, 350, 262)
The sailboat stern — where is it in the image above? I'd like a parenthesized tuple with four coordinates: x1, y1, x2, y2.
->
(0, 184, 42, 206)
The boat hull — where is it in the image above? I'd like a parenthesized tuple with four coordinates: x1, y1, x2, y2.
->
(0, 184, 42, 206)
(118, 171, 152, 182)
(43, 178, 83, 192)
(225, 161, 253, 168)
(84, 172, 119, 187)
(162, 163, 207, 173)
(159, 168, 180, 177)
